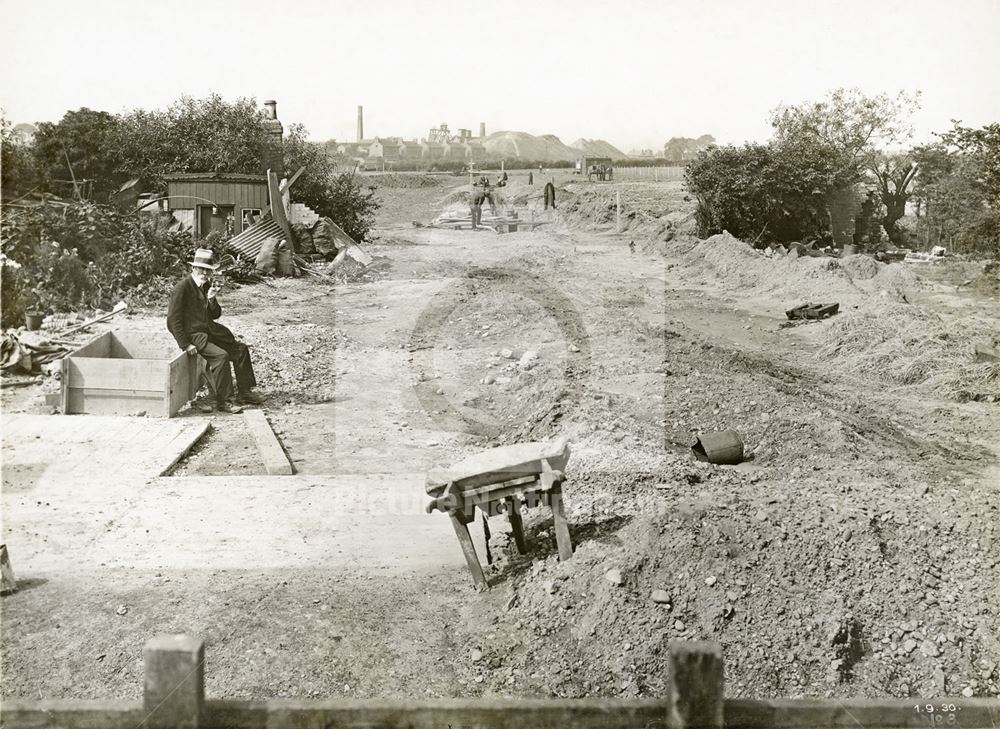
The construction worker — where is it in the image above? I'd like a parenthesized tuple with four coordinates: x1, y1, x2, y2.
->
(470, 176, 496, 228)
(544, 181, 556, 210)
(470, 184, 485, 229)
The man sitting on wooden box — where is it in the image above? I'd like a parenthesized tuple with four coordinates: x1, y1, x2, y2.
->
(167, 248, 264, 414)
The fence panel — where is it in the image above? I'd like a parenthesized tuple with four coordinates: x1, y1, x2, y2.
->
(2, 636, 997, 729)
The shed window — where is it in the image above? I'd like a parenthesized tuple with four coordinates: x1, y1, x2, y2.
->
(242, 208, 262, 231)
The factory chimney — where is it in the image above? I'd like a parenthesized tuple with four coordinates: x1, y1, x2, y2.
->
(479, 121, 486, 138)
(357, 105, 364, 143)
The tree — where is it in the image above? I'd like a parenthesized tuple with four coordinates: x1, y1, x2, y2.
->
(771, 88, 920, 181)
(870, 154, 918, 246)
(937, 122, 1000, 204)
(1, 113, 37, 197)
(663, 134, 715, 163)
(911, 122, 1000, 255)
(112, 94, 271, 191)
(31, 107, 122, 201)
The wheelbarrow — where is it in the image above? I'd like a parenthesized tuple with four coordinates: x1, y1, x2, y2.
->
(425, 436, 572, 590)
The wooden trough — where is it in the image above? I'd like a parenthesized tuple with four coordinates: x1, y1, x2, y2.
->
(61, 331, 200, 417)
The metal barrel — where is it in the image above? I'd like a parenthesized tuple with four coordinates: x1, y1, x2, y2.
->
(691, 430, 744, 465)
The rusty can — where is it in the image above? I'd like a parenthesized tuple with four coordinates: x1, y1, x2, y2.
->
(691, 430, 744, 465)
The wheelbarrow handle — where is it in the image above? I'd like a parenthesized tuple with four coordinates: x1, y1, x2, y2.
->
(426, 482, 458, 513)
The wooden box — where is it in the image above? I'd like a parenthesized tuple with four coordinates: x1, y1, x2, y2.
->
(61, 331, 200, 417)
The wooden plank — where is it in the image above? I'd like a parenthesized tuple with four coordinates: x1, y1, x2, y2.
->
(144, 635, 204, 729)
(0, 701, 144, 729)
(267, 169, 294, 245)
(450, 513, 487, 591)
(243, 409, 293, 475)
(67, 389, 164, 416)
(168, 351, 200, 417)
(156, 420, 211, 476)
(550, 483, 574, 562)
(69, 331, 112, 359)
(725, 698, 1000, 728)
(60, 356, 70, 413)
(65, 357, 168, 390)
(506, 497, 527, 554)
(111, 331, 180, 360)
(264, 699, 668, 729)
(5, 697, 999, 729)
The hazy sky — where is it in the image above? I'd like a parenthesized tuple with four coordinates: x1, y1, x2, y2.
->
(2, 0, 998, 151)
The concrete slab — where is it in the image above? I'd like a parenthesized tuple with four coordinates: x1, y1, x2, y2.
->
(1, 414, 211, 484)
(6, 474, 487, 576)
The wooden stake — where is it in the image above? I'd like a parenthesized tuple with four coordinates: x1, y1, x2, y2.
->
(667, 640, 724, 728)
(144, 635, 204, 729)
(0, 544, 16, 594)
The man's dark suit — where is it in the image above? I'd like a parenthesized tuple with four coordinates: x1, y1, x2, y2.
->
(166, 274, 256, 405)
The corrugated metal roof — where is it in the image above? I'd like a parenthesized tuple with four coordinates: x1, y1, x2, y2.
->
(226, 215, 283, 259)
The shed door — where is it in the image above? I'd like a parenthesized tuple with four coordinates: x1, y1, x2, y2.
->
(198, 205, 234, 237)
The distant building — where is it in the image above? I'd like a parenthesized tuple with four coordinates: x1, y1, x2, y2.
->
(420, 141, 445, 160)
(368, 137, 402, 161)
(396, 139, 422, 159)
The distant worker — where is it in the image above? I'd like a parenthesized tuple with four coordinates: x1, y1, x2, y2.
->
(498, 171, 508, 187)
(544, 181, 556, 210)
(471, 176, 497, 228)
(607, 166, 613, 181)
(528, 171, 534, 185)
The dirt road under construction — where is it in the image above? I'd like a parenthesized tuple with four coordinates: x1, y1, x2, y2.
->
(2, 172, 998, 702)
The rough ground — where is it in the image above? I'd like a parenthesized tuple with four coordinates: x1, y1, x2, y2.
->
(2, 171, 998, 704)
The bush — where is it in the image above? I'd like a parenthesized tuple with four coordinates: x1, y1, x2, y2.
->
(686, 141, 843, 245)
(1, 259, 27, 328)
(0, 201, 192, 317)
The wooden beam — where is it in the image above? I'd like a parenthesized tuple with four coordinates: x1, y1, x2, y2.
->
(668, 640, 724, 728)
(278, 166, 306, 193)
(144, 635, 204, 729)
(724, 698, 1000, 728)
(267, 169, 295, 246)
(243, 409, 293, 475)
(0, 700, 144, 729)
(4, 694, 1000, 728)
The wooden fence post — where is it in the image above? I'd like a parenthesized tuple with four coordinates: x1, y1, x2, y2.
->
(143, 634, 205, 728)
(667, 640, 724, 728)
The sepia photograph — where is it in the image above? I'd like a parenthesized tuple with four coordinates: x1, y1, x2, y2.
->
(1, 0, 998, 727)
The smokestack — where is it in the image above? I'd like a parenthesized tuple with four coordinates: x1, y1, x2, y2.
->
(261, 100, 284, 176)
(357, 105, 364, 143)
(479, 122, 486, 138)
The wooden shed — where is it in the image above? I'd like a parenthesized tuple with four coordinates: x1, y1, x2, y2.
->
(164, 173, 269, 238)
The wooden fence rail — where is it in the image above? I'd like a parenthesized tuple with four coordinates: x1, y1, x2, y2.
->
(2, 636, 998, 728)
(614, 165, 686, 181)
